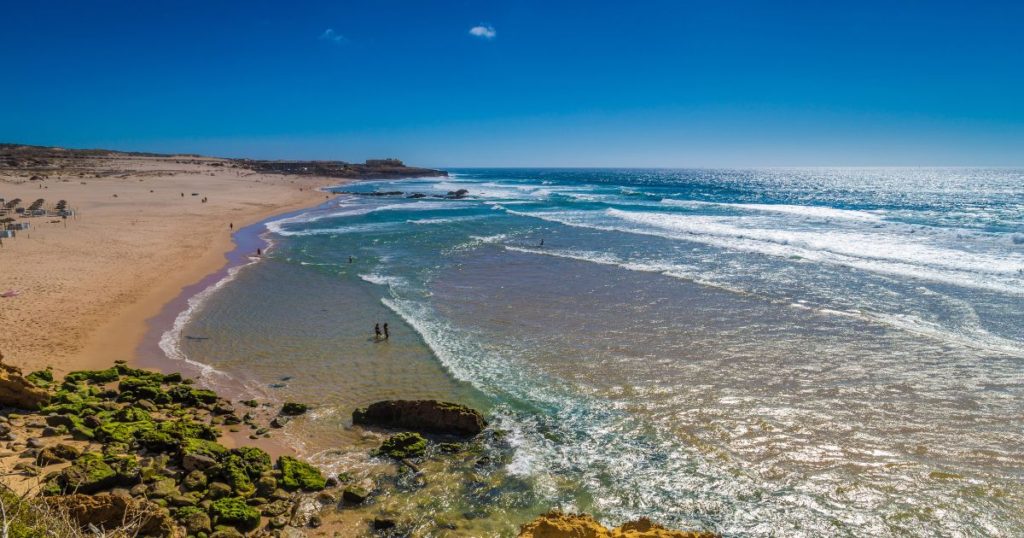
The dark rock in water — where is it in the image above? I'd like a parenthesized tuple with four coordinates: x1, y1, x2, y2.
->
(184, 335, 209, 341)
(42, 494, 175, 536)
(373, 516, 398, 530)
(342, 485, 370, 504)
(270, 416, 290, 428)
(445, 188, 470, 199)
(407, 193, 427, 198)
(280, 376, 293, 381)
(0, 357, 50, 409)
(269, 383, 286, 389)
(375, 432, 427, 459)
(281, 402, 308, 416)
(352, 400, 486, 437)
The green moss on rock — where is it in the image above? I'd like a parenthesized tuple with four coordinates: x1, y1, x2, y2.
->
(25, 368, 54, 387)
(281, 402, 308, 415)
(277, 456, 326, 491)
(375, 432, 427, 459)
(209, 497, 260, 531)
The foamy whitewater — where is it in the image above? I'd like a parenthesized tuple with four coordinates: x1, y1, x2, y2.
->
(173, 168, 1024, 536)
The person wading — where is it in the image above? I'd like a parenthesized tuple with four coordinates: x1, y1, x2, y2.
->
(374, 323, 382, 340)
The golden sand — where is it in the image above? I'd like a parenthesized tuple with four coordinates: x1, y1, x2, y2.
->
(0, 155, 338, 375)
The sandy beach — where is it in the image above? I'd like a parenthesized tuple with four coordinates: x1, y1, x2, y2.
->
(0, 154, 335, 375)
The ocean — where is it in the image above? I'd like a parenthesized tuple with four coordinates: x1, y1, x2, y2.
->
(168, 168, 1024, 536)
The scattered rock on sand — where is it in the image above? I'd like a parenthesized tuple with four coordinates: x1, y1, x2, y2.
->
(352, 400, 486, 437)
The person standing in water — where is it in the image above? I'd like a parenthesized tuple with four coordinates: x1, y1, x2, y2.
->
(256, 248, 262, 256)
(383, 323, 390, 340)
(374, 323, 382, 340)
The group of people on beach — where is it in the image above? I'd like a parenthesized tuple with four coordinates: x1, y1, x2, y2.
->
(374, 322, 389, 341)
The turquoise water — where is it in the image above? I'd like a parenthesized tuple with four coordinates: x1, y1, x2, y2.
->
(176, 168, 1024, 536)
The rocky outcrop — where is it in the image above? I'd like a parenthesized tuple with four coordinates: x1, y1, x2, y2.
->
(518, 512, 718, 538)
(0, 356, 50, 409)
(42, 494, 177, 537)
(352, 400, 486, 437)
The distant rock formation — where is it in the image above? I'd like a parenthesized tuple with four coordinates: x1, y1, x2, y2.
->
(352, 400, 486, 437)
(518, 512, 718, 538)
(237, 158, 447, 180)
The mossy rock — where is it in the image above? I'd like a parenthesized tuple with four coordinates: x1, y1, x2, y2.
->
(277, 456, 326, 491)
(105, 454, 141, 484)
(65, 367, 120, 385)
(184, 469, 208, 491)
(114, 406, 152, 423)
(219, 455, 256, 498)
(25, 368, 54, 388)
(181, 438, 228, 460)
(209, 497, 260, 531)
(95, 420, 154, 445)
(168, 385, 219, 406)
(231, 446, 272, 477)
(280, 402, 308, 416)
(149, 477, 179, 498)
(207, 482, 232, 500)
(175, 505, 212, 534)
(375, 432, 427, 459)
(51, 452, 117, 494)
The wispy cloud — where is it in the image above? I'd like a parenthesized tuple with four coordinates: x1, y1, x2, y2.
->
(319, 28, 346, 44)
(469, 24, 496, 39)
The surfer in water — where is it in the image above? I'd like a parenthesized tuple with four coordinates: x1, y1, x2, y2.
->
(539, 238, 544, 247)
(374, 323, 382, 340)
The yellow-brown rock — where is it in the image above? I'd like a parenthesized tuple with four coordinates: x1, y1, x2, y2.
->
(518, 511, 718, 538)
(0, 355, 49, 409)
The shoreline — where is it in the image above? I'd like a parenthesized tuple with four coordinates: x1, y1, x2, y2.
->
(129, 194, 343, 458)
(91, 194, 334, 374)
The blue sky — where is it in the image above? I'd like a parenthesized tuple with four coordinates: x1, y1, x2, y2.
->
(1, 1, 1022, 166)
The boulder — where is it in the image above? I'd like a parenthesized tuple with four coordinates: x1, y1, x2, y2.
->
(281, 402, 308, 416)
(42, 494, 176, 537)
(352, 400, 486, 437)
(36, 443, 81, 465)
(517, 512, 719, 538)
(0, 357, 50, 409)
(375, 432, 427, 459)
(342, 485, 370, 504)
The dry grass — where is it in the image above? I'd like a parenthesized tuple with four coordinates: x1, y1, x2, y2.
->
(0, 484, 147, 538)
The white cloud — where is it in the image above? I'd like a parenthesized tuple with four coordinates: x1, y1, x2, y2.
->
(469, 24, 496, 39)
(319, 28, 345, 43)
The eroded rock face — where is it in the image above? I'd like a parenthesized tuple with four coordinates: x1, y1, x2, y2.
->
(42, 494, 177, 537)
(0, 357, 50, 409)
(352, 400, 486, 437)
(517, 512, 718, 538)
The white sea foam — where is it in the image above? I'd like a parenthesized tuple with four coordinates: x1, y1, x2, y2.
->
(358, 273, 408, 289)
(503, 207, 1024, 295)
(661, 199, 886, 222)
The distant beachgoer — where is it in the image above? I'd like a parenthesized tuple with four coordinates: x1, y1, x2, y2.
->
(383, 323, 390, 340)
(540, 238, 544, 246)
(230, 222, 233, 230)
(374, 323, 382, 340)
(348, 256, 353, 263)
(180, 192, 184, 197)
(257, 248, 262, 256)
